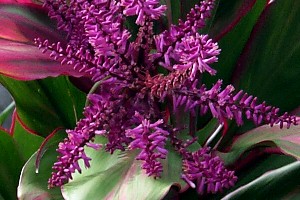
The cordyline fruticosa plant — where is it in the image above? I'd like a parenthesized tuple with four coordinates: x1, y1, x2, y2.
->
(0, 0, 300, 199)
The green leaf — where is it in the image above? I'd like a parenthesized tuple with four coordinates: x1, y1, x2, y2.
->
(0, 113, 46, 199)
(222, 161, 300, 200)
(220, 124, 300, 165)
(17, 146, 63, 200)
(212, 0, 300, 147)
(169, 0, 180, 24)
(0, 76, 85, 136)
(12, 118, 44, 160)
(233, 0, 300, 112)
(210, 155, 295, 200)
(62, 136, 185, 200)
(210, 0, 259, 40)
(205, 0, 266, 85)
(0, 129, 24, 200)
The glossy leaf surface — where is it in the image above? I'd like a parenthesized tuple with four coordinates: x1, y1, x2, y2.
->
(222, 161, 300, 200)
(0, 76, 85, 136)
(221, 124, 300, 166)
(62, 137, 185, 200)
(206, 0, 266, 85)
(2, 0, 300, 199)
(18, 146, 63, 200)
(0, 130, 23, 200)
(0, 4, 83, 80)
(233, 0, 300, 111)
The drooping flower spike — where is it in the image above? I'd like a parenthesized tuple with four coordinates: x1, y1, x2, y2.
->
(37, 0, 297, 194)
(125, 112, 169, 177)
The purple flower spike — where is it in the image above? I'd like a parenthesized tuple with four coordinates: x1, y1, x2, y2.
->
(125, 112, 169, 177)
(48, 93, 128, 188)
(182, 147, 237, 194)
(121, 0, 167, 25)
(174, 33, 220, 78)
(182, 0, 216, 32)
(48, 103, 104, 187)
(151, 0, 216, 67)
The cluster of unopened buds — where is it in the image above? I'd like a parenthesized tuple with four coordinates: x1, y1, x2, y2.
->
(35, 0, 297, 194)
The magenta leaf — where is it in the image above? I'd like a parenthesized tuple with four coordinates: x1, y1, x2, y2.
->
(0, 4, 84, 80)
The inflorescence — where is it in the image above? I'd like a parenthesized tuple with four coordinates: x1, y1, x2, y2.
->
(36, 0, 297, 194)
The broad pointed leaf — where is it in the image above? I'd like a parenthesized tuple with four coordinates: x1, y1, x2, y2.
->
(210, 0, 300, 147)
(222, 161, 300, 200)
(210, 155, 295, 200)
(210, 0, 262, 40)
(0, 109, 48, 200)
(62, 137, 185, 200)
(233, 0, 300, 112)
(17, 146, 63, 200)
(12, 117, 44, 160)
(220, 123, 300, 165)
(0, 4, 83, 80)
(0, 129, 24, 200)
(205, 0, 266, 85)
(0, 76, 85, 136)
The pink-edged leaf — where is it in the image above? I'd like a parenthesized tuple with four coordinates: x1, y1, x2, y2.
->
(18, 145, 63, 200)
(203, 0, 266, 86)
(0, 112, 44, 199)
(35, 127, 64, 173)
(0, 4, 84, 80)
(18, 136, 184, 200)
(220, 121, 300, 165)
(62, 136, 185, 200)
(211, 0, 267, 41)
(222, 161, 300, 200)
(231, 0, 300, 111)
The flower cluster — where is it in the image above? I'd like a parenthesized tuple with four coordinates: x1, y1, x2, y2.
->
(126, 112, 169, 177)
(173, 34, 220, 76)
(37, 0, 297, 194)
(170, 132, 237, 194)
(182, 148, 237, 194)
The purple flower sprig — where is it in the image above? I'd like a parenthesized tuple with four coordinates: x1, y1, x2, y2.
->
(170, 131, 237, 194)
(122, 0, 167, 25)
(37, 0, 298, 195)
(126, 112, 169, 177)
(182, 148, 237, 194)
